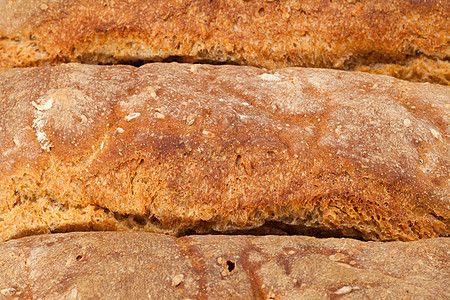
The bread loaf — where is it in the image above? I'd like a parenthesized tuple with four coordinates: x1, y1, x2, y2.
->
(0, 0, 448, 84)
(0, 63, 449, 242)
(0, 232, 448, 299)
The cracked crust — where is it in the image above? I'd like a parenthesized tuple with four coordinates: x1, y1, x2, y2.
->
(0, 0, 448, 84)
(0, 232, 449, 298)
(0, 63, 449, 242)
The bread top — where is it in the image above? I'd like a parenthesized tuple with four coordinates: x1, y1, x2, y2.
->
(0, 0, 448, 84)
(1, 232, 449, 299)
(0, 63, 449, 241)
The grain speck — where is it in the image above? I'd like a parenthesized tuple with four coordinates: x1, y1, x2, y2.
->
(114, 128, 125, 135)
(1, 288, 17, 296)
(125, 112, 141, 121)
(260, 73, 281, 81)
(186, 115, 195, 125)
(335, 286, 353, 295)
(147, 86, 157, 98)
(172, 274, 184, 287)
(329, 253, 346, 261)
(154, 112, 165, 119)
(429, 128, 440, 139)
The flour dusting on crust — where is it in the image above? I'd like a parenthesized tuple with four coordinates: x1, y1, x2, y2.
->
(32, 96, 54, 151)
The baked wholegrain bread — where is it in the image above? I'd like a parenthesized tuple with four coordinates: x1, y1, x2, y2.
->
(0, 232, 449, 299)
(0, 0, 448, 84)
(0, 63, 449, 242)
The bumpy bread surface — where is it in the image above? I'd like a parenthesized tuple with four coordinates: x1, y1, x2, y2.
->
(0, 232, 449, 299)
(0, 63, 449, 242)
(0, 0, 448, 84)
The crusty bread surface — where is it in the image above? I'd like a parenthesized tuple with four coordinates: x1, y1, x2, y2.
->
(0, 0, 448, 84)
(0, 232, 449, 299)
(0, 63, 449, 242)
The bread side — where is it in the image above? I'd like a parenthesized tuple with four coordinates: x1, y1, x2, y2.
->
(0, 0, 448, 84)
(0, 63, 449, 242)
(0, 232, 448, 299)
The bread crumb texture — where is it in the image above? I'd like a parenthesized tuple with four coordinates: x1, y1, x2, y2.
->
(0, 232, 449, 298)
(0, 63, 449, 242)
(0, 0, 448, 84)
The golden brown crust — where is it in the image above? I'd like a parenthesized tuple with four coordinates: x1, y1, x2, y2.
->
(0, 63, 449, 242)
(0, 0, 448, 84)
(0, 232, 449, 298)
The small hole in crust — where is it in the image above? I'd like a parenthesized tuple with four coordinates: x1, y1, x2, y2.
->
(258, 7, 265, 17)
(226, 260, 235, 272)
(76, 255, 83, 261)
(236, 155, 242, 167)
